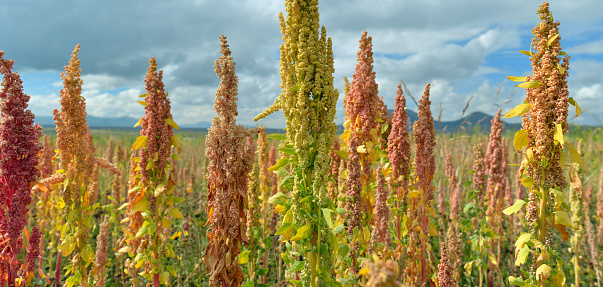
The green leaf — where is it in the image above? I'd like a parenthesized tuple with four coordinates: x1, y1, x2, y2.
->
(520, 177, 534, 188)
(164, 118, 180, 130)
(503, 199, 526, 215)
(268, 192, 289, 204)
(568, 97, 581, 116)
(463, 202, 474, 214)
(166, 266, 177, 277)
(136, 224, 149, 238)
(336, 208, 346, 215)
(81, 244, 94, 263)
(169, 207, 183, 219)
(279, 147, 296, 155)
(290, 261, 305, 272)
(276, 222, 293, 235)
(516, 80, 542, 89)
(334, 150, 349, 161)
(513, 130, 529, 151)
(553, 211, 574, 228)
(515, 245, 530, 266)
(268, 158, 289, 171)
(507, 76, 527, 82)
(288, 85, 302, 92)
(131, 198, 149, 213)
(322, 208, 334, 229)
(554, 123, 564, 145)
(504, 104, 532, 118)
(509, 276, 526, 286)
(332, 224, 344, 235)
(238, 250, 250, 264)
(267, 133, 287, 141)
(290, 224, 312, 242)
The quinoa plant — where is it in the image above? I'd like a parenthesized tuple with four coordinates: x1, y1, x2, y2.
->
(504, 2, 582, 285)
(255, 0, 339, 285)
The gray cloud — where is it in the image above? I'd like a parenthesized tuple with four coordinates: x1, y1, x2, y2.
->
(2, 0, 602, 127)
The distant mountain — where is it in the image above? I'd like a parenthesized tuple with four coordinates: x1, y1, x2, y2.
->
(33, 111, 521, 133)
(385, 109, 522, 133)
(35, 115, 213, 130)
(35, 115, 139, 129)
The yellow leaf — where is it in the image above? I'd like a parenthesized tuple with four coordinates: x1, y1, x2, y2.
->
(118, 246, 130, 253)
(274, 204, 287, 214)
(547, 34, 559, 46)
(566, 142, 584, 168)
(160, 272, 170, 285)
(568, 97, 581, 116)
(268, 158, 289, 171)
(162, 218, 172, 228)
(131, 198, 149, 213)
(81, 245, 94, 263)
(554, 123, 564, 146)
(515, 80, 542, 89)
(357, 145, 367, 154)
(164, 118, 180, 130)
(61, 238, 74, 256)
(515, 245, 530, 266)
(504, 104, 532, 118)
(507, 76, 527, 82)
(131, 136, 148, 151)
(553, 211, 574, 228)
(133, 118, 143, 128)
(358, 268, 370, 276)
(536, 264, 552, 280)
(290, 224, 312, 242)
(503, 199, 526, 215)
(137, 101, 148, 106)
(513, 130, 529, 151)
(238, 250, 250, 264)
(169, 207, 183, 219)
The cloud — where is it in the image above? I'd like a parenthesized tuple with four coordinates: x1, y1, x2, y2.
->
(3, 0, 603, 127)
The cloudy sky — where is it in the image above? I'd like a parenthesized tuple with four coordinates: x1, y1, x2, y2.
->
(2, 0, 602, 128)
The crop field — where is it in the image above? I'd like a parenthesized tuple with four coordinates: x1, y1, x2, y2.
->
(0, 1, 602, 287)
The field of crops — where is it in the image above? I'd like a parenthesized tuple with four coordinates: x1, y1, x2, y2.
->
(1, 0, 602, 286)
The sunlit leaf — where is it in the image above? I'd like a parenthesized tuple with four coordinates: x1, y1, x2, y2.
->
(547, 34, 559, 46)
(504, 104, 532, 118)
(290, 224, 312, 242)
(268, 158, 289, 171)
(131, 136, 148, 151)
(513, 130, 529, 151)
(554, 123, 564, 145)
(507, 76, 527, 82)
(164, 118, 180, 130)
(238, 250, 250, 264)
(536, 264, 552, 280)
(568, 97, 581, 116)
(515, 80, 542, 89)
(267, 133, 287, 141)
(503, 199, 526, 215)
